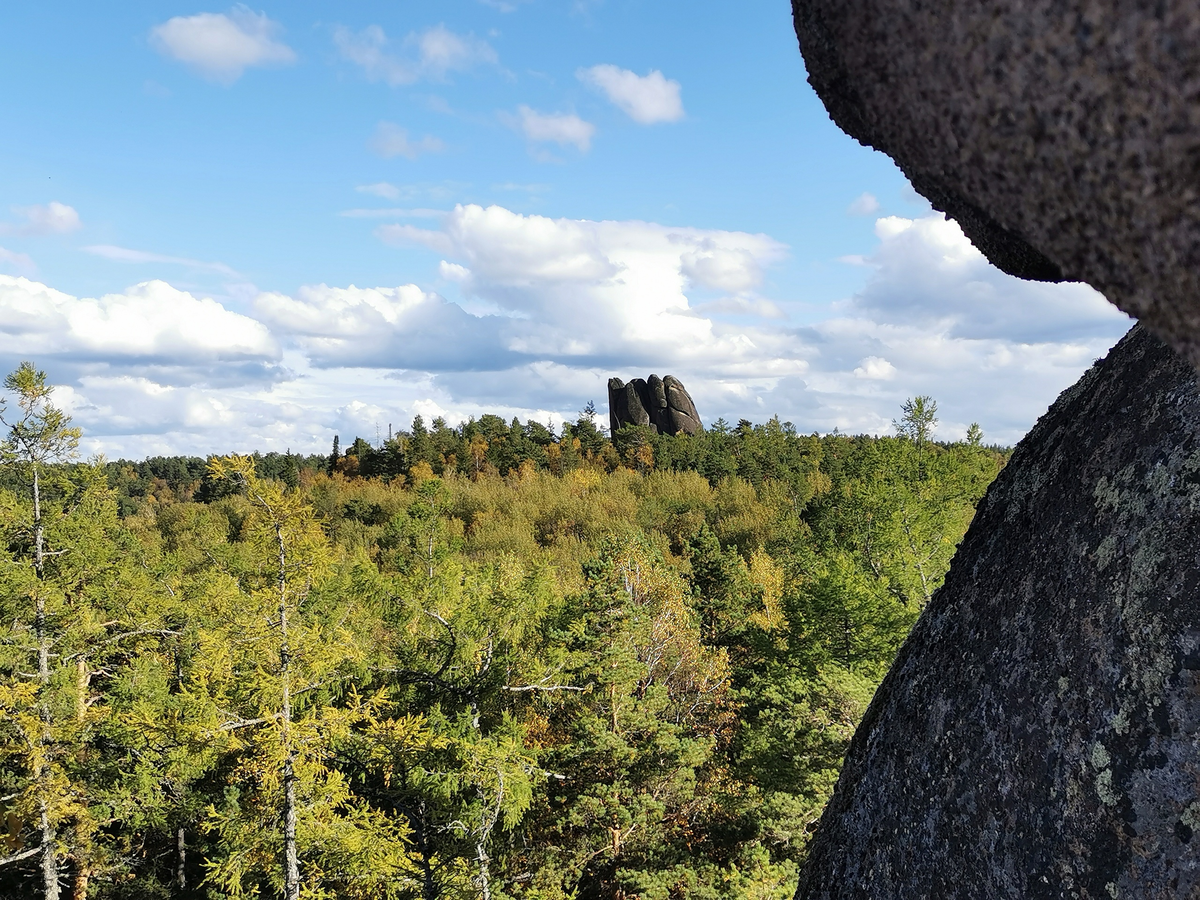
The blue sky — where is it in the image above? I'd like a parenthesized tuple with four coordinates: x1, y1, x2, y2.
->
(0, 1, 1131, 456)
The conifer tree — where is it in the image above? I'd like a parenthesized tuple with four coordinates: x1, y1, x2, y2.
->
(200, 456, 414, 899)
(327, 435, 340, 475)
(0, 363, 177, 899)
(0, 362, 81, 900)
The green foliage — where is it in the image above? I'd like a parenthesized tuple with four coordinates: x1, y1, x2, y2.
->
(0, 365, 1009, 898)
(892, 395, 938, 448)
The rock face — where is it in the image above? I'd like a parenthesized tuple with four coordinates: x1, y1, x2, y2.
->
(797, 326, 1200, 898)
(792, 0, 1200, 365)
(608, 375, 700, 436)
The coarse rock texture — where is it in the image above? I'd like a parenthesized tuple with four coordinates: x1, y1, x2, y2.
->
(795, 324, 1200, 899)
(608, 375, 701, 436)
(791, 0, 1200, 366)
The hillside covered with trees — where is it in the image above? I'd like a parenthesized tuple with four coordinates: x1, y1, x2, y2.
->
(0, 363, 1005, 900)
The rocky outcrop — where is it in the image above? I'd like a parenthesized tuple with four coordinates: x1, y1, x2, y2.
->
(608, 375, 700, 436)
(795, 325, 1200, 898)
(792, 0, 1200, 365)
(789, 3, 1200, 893)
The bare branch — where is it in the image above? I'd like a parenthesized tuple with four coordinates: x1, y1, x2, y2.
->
(63, 628, 183, 662)
(502, 684, 587, 693)
(0, 846, 40, 866)
(218, 715, 277, 732)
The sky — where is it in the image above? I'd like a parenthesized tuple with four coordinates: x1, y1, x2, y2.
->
(0, 1, 1133, 458)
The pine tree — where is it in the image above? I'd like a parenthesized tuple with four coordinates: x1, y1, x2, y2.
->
(199, 456, 414, 899)
(0, 363, 181, 899)
(0, 363, 81, 900)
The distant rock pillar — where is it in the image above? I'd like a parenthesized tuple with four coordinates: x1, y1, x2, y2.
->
(607, 374, 701, 436)
(607, 377, 626, 435)
(647, 374, 671, 433)
(663, 376, 700, 435)
(623, 378, 654, 429)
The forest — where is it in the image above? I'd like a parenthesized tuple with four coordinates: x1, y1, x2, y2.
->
(0, 362, 1006, 900)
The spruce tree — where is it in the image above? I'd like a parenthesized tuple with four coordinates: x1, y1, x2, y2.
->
(327, 435, 340, 475)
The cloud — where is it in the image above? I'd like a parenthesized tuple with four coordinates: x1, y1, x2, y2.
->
(14, 207, 1133, 458)
(680, 239, 777, 293)
(0, 247, 36, 274)
(847, 192, 880, 216)
(756, 213, 1131, 440)
(0, 276, 277, 372)
(691, 297, 787, 320)
(0, 202, 82, 237)
(356, 182, 403, 200)
(853, 356, 896, 380)
(849, 215, 1127, 343)
(577, 65, 684, 124)
(83, 245, 239, 277)
(504, 106, 595, 151)
(334, 24, 496, 87)
(254, 283, 515, 370)
(375, 203, 789, 367)
(369, 122, 445, 160)
(150, 7, 295, 85)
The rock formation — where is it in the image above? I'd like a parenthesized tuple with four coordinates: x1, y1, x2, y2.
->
(792, 0, 1200, 366)
(788, 2, 1200, 896)
(797, 326, 1200, 898)
(608, 374, 700, 436)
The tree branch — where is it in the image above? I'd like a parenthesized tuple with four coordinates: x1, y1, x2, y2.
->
(0, 846, 40, 866)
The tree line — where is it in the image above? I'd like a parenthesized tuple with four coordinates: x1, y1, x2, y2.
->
(0, 364, 1005, 899)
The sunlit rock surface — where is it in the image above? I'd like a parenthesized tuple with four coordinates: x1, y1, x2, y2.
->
(796, 325, 1200, 898)
(608, 374, 700, 435)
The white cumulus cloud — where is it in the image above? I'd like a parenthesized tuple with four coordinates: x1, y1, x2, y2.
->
(368, 122, 445, 160)
(853, 356, 896, 380)
(847, 192, 880, 216)
(578, 65, 684, 124)
(505, 106, 595, 152)
(4, 206, 1135, 458)
(334, 23, 496, 86)
(376, 203, 789, 367)
(1, 202, 82, 236)
(0, 276, 277, 369)
(254, 283, 513, 370)
(150, 7, 296, 85)
(852, 215, 1127, 343)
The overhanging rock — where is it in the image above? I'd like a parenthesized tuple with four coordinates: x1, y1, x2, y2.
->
(796, 325, 1200, 898)
(792, 0, 1200, 366)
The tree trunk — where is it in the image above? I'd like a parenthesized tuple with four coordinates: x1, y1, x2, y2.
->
(276, 523, 300, 900)
(71, 867, 88, 900)
(176, 825, 186, 893)
(33, 466, 60, 900)
(475, 837, 491, 900)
